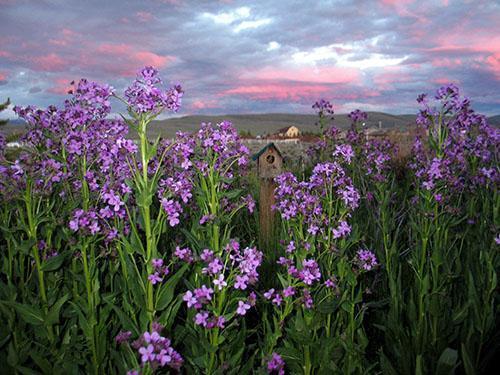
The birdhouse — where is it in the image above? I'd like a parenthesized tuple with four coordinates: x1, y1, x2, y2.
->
(252, 143, 283, 179)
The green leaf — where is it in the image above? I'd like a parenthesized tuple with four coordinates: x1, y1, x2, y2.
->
(31, 352, 53, 373)
(317, 298, 338, 314)
(15, 365, 41, 375)
(461, 343, 476, 375)
(223, 188, 243, 200)
(7, 341, 18, 367)
(156, 264, 189, 311)
(41, 253, 66, 272)
(9, 302, 44, 325)
(45, 294, 69, 325)
(379, 351, 398, 375)
(436, 347, 458, 375)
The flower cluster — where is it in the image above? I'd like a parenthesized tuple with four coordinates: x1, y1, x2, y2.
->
(356, 249, 378, 271)
(274, 161, 359, 238)
(267, 352, 285, 374)
(148, 258, 170, 285)
(124, 66, 183, 114)
(155, 121, 253, 228)
(130, 325, 183, 372)
(5, 81, 137, 241)
(410, 84, 500, 195)
(348, 109, 368, 124)
(183, 241, 262, 329)
(312, 99, 334, 118)
(362, 138, 397, 183)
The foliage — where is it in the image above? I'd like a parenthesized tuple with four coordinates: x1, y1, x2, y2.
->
(0, 69, 498, 375)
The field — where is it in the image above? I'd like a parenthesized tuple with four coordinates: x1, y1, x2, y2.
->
(0, 68, 498, 374)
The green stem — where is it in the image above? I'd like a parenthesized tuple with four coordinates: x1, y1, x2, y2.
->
(81, 241, 99, 374)
(304, 345, 312, 375)
(25, 182, 54, 343)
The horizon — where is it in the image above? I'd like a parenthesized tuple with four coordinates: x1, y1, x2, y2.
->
(0, 0, 499, 118)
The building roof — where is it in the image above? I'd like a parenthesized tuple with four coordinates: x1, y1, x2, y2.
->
(251, 142, 283, 161)
(277, 126, 298, 133)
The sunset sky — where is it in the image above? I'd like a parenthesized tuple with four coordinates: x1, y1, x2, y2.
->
(0, 0, 499, 118)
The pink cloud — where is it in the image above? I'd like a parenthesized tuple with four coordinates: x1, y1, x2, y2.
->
(485, 53, 500, 79)
(48, 28, 79, 48)
(432, 77, 458, 85)
(246, 66, 359, 85)
(46, 77, 76, 95)
(426, 33, 500, 78)
(32, 53, 69, 72)
(373, 67, 412, 90)
(136, 11, 154, 22)
(0, 50, 13, 58)
(134, 51, 173, 67)
(431, 58, 462, 68)
(221, 82, 331, 101)
(380, 0, 413, 5)
(0, 72, 6, 81)
(94, 43, 175, 76)
(191, 99, 220, 109)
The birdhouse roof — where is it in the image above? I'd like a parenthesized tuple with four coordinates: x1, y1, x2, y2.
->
(251, 142, 283, 161)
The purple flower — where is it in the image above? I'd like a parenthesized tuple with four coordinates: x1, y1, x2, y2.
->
(283, 286, 296, 297)
(148, 272, 163, 285)
(125, 66, 183, 115)
(200, 249, 214, 262)
(236, 300, 251, 315)
(174, 246, 193, 263)
(333, 144, 355, 164)
(139, 344, 155, 363)
(356, 249, 378, 271)
(161, 198, 182, 227)
(194, 311, 209, 327)
(348, 109, 368, 124)
(213, 274, 227, 291)
(267, 352, 285, 374)
(272, 294, 283, 306)
(298, 259, 321, 285)
(286, 241, 296, 253)
(199, 214, 215, 225)
(134, 328, 183, 370)
(325, 278, 337, 289)
(264, 288, 275, 300)
(203, 258, 223, 275)
(183, 291, 198, 309)
(234, 274, 249, 290)
(332, 220, 351, 239)
(302, 289, 313, 309)
(152, 258, 164, 269)
(115, 330, 132, 344)
(193, 285, 213, 305)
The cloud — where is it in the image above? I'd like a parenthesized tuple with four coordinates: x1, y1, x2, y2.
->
(233, 18, 271, 32)
(28, 86, 42, 94)
(221, 82, 331, 101)
(136, 11, 154, 22)
(202, 7, 250, 25)
(267, 41, 280, 51)
(0, 0, 498, 116)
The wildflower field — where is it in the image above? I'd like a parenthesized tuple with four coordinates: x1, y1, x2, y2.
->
(0, 67, 498, 374)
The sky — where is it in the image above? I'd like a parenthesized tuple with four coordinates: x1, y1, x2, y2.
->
(0, 0, 499, 119)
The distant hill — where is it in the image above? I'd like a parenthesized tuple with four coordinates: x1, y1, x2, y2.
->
(488, 115, 500, 126)
(1, 113, 499, 140)
(145, 112, 418, 139)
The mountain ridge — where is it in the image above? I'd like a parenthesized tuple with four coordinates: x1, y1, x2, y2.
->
(1, 112, 499, 139)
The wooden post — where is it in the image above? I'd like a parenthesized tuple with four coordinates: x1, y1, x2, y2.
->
(253, 143, 284, 250)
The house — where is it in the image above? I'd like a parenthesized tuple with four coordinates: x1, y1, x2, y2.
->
(276, 126, 300, 138)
